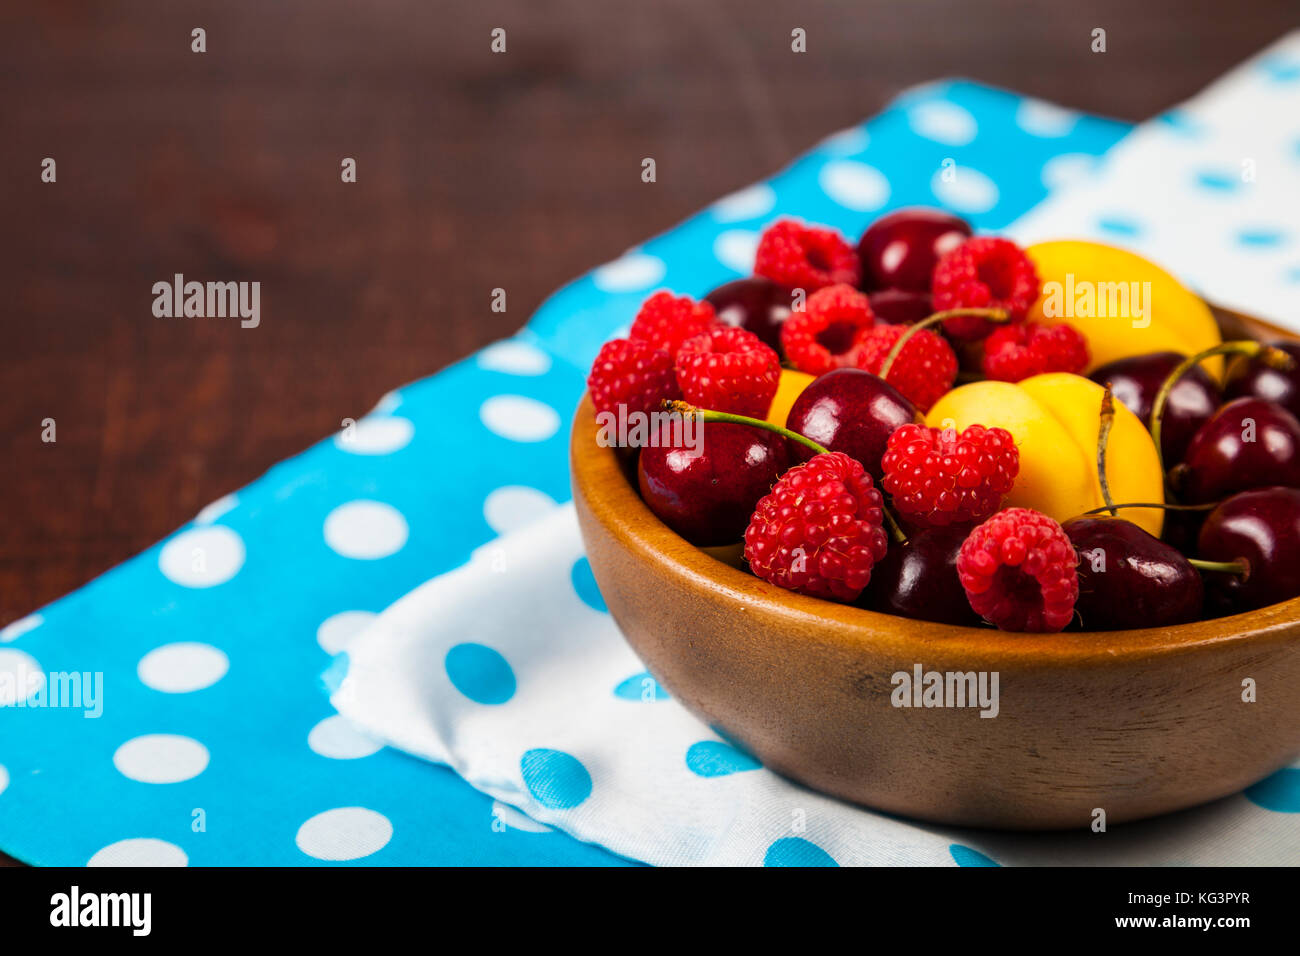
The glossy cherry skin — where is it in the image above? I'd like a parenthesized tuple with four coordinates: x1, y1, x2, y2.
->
(1062, 516, 1202, 630)
(1198, 487, 1300, 614)
(867, 288, 933, 325)
(704, 277, 796, 352)
(785, 368, 920, 479)
(1174, 398, 1300, 503)
(1223, 341, 1300, 421)
(638, 421, 788, 547)
(1088, 351, 1219, 465)
(856, 208, 972, 293)
(858, 525, 981, 626)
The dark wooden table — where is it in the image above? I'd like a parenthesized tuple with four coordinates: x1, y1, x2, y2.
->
(1, 1, 1296, 866)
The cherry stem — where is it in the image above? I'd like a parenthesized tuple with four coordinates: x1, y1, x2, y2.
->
(1188, 557, 1250, 578)
(1095, 384, 1119, 516)
(661, 400, 909, 544)
(1079, 500, 1217, 516)
(878, 307, 1009, 380)
(1150, 341, 1295, 476)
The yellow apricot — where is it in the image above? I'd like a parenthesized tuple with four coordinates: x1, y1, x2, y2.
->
(767, 369, 816, 427)
(1024, 240, 1221, 378)
(926, 373, 1164, 536)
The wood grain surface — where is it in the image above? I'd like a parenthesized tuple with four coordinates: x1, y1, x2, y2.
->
(1, 0, 1297, 863)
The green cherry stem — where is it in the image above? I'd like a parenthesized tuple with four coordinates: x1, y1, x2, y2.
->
(661, 400, 909, 544)
(1149, 340, 1295, 476)
(1096, 384, 1119, 516)
(1188, 557, 1250, 578)
(877, 307, 1010, 380)
(1079, 500, 1217, 517)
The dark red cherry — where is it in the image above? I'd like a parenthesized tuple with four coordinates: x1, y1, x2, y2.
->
(867, 288, 933, 325)
(1223, 341, 1300, 421)
(857, 208, 972, 293)
(784, 368, 921, 479)
(1173, 398, 1300, 503)
(704, 277, 796, 352)
(1063, 516, 1202, 630)
(637, 420, 788, 547)
(1088, 351, 1219, 464)
(1198, 487, 1300, 614)
(858, 525, 981, 626)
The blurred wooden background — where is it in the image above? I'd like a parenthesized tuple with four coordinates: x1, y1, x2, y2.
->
(0, 0, 1297, 864)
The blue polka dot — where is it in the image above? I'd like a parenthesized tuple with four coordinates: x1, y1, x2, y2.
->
(685, 740, 761, 777)
(763, 837, 838, 867)
(445, 643, 515, 705)
(571, 557, 607, 612)
(1284, 265, 1300, 283)
(613, 671, 670, 701)
(320, 652, 350, 695)
(950, 844, 1001, 866)
(1194, 170, 1239, 192)
(1097, 215, 1142, 238)
(1260, 56, 1300, 83)
(1237, 228, 1287, 248)
(521, 749, 592, 809)
(1244, 768, 1300, 813)
(1156, 110, 1202, 138)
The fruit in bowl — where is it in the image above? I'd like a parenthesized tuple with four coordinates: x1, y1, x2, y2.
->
(576, 212, 1300, 829)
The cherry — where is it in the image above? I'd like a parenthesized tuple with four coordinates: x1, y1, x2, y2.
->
(1088, 351, 1219, 464)
(1173, 397, 1300, 503)
(704, 277, 796, 352)
(867, 288, 933, 325)
(857, 208, 972, 293)
(1062, 516, 1202, 629)
(1223, 340, 1300, 421)
(1198, 487, 1300, 614)
(858, 525, 981, 626)
(637, 419, 788, 547)
(784, 367, 920, 479)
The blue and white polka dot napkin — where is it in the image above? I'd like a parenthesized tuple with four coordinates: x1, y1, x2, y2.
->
(3, 33, 1297, 865)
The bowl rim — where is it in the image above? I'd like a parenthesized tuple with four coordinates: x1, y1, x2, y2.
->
(570, 306, 1300, 668)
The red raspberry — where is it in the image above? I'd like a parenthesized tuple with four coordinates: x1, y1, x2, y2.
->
(754, 219, 860, 292)
(780, 284, 876, 375)
(675, 326, 780, 418)
(629, 290, 718, 357)
(931, 237, 1040, 340)
(587, 337, 679, 417)
(957, 508, 1079, 632)
(744, 451, 889, 602)
(982, 322, 1089, 382)
(855, 323, 958, 413)
(881, 423, 1019, 527)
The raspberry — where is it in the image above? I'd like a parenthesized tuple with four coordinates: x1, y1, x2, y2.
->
(587, 337, 679, 417)
(754, 219, 860, 292)
(982, 322, 1089, 382)
(744, 452, 889, 602)
(855, 323, 958, 412)
(956, 508, 1079, 632)
(780, 284, 876, 375)
(674, 326, 780, 418)
(931, 237, 1040, 340)
(881, 423, 1019, 527)
(629, 290, 718, 357)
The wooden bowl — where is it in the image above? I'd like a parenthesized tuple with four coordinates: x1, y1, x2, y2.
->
(571, 309, 1300, 829)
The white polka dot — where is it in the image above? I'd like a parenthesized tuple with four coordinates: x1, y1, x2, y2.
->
(113, 734, 209, 784)
(158, 526, 245, 588)
(819, 126, 870, 156)
(1016, 99, 1079, 137)
(0, 649, 44, 706)
(194, 494, 237, 525)
(711, 184, 776, 222)
(483, 485, 558, 535)
(479, 395, 561, 443)
(818, 160, 891, 211)
(334, 416, 414, 455)
(1041, 152, 1099, 190)
(931, 165, 1000, 214)
(713, 229, 760, 274)
(371, 390, 402, 414)
(491, 800, 551, 833)
(0, 764, 8, 797)
(88, 838, 188, 867)
(296, 807, 393, 861)
(138, 643, 229, 693)
(316, 610, 377, 655)
(908, 100, 978, 146)
(308, 715, 384, 759)
(0, 614, 42, 643)
(324, 500, 409, 559)
(592, 252, 665, 292)
(477, 340, 552, 376)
